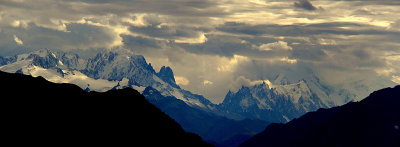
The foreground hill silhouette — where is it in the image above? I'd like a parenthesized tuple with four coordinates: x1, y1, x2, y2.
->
(240, 85, 400, 147)
(0, 71, 212, 146)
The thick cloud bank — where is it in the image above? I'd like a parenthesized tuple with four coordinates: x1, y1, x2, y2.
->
(1, 0, 399, 103)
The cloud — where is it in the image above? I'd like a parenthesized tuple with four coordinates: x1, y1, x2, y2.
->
(175, 76, 190, 86)
(280, 57, 297, 64)
(214, 19, 400, 79)
(1, 0, 400, 103)
(203, 80, 213, 85)
(13, 35, 23, 45)
(178, 34, 253, 57)
(121, 34, 165, 51)
(217, 55, 249, 72)
(0, 22, 119, 56)
(392, 75, 400, 84)
(218, 22, 400, 37)
(31, 23, 117, 49)
(175, 33, 208, 44)
(0, 0, 223, 53)
(294, 0, 317, 11)
(129, 24, 207, 44)
(258, 41, 292, 51)
(229, 76, 274, 92)
(64, 0, 226, 17)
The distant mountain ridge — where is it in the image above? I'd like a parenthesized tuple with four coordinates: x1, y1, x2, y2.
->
(218, 71, 365, 123)
(240, 85, 400, 147)
(220, 80, 326, 122)
(0, 71, 212, 146)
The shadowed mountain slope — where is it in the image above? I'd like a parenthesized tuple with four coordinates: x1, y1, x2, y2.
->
(0, 71, 212, 147)
(240, 85, 400, 147)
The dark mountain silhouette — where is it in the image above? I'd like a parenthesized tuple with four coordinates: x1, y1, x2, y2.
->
(240, 85, 400, 147)
(0, 71, 212, 147)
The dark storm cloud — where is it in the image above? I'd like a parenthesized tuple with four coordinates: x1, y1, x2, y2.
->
(129, 24, 204, 40)
(0, 22, 116, 55)
(176, 34, 295, 61)
(290, 44, 329, 61)
(177, 34, 250, 57)
(290, 36, 390, 71)
(1, 0, 400, 101)
(62, 0, 226, 17)
(217, 22, 400, 37)
(325, 47, 386, 69)
(0, 0, 226, 17)
(121, 35, 164, 51)
(213, 19, 400, 76)
(0, 0, 225, 54)
(330, 0, 400, 4)
(294, 0, 317, 11)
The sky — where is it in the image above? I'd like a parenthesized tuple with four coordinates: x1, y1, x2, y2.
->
(1, 0, 400, 103)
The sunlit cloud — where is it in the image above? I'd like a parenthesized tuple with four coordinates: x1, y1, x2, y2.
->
(392, 75, 400, 84)
(280, 57, 297, 64)
(175, 76, 190, 86)
(217, 55, 249, 72)
(258, 41, 292, 51)
(0, 0, 399, 102)
(13, 35, 23, 45)
(203, 80, 213, 86)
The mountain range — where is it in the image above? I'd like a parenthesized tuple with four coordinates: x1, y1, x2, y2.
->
(0, 49, 396, 146)
(0, 70, 212, 146)
(240, 85, 400, 147)
(219, 73, 357, 122)
(0, 50, 266, 146)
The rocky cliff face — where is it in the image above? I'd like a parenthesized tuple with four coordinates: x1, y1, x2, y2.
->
(157, 66, 179, 88)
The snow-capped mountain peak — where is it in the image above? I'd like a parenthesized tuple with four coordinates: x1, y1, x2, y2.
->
(0, 49, 216, 113)
(273, 80, 312, 104)
(220, 77, 329, 122)
(82, 52, 156, 86)
(0, 50, 127, 92)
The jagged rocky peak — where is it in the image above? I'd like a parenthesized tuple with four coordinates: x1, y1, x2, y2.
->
(25, 49, 61, 69)
(88, 51, 153, 70)
(274, 80, 312, 101)
(158, 66, 174, 81)
(83, 51, 157, 87)
(0, 56, 17, 66)
(156, 66, 179, 88)
(5, 49, 66, 68)
(60, 52, 81, 69)
(89, 52, 117, 64)
(219, 78, 328, 122)
(29, 49, 54, 57)
(131, 54, 148, 66)
(251, 81, 271, 91)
